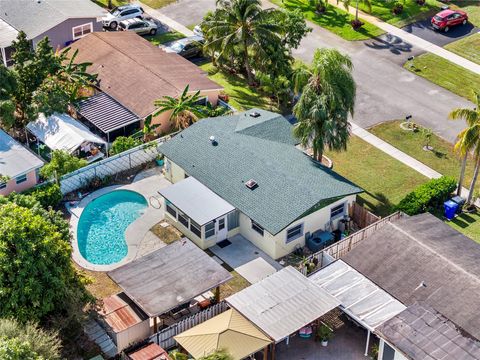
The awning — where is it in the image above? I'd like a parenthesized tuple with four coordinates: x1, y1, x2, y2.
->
(77, 92, 140, 134)
(0, 19, 18, 48)
(226, 266, 340, 342)
(108, 239, 232, 317)
(174, 309, 272, 360)
(27, 112, 106, 154)
(309, 260, 406, 331)
(159, 177, 235, 226)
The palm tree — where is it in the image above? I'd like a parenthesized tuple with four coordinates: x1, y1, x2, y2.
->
(293, 48, 356, 162)
(337, 0, 372, 26)
(202, 0, 282, 85)
(153, 85, 204, 130)
(449, 92, 480, 202)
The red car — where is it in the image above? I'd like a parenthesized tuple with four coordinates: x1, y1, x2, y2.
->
(431, 9, 468, 32)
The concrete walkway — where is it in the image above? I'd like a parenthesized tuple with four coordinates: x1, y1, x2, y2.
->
(327, 0, 480, 75)
(134, 0, 193, 36)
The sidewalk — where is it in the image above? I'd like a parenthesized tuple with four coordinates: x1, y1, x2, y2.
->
(134, 1, 193, 36)
(326, 0, 480, 75)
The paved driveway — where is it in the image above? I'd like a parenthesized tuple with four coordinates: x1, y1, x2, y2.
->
(402, 19, 478, 47)
(160, 0, 216, 27)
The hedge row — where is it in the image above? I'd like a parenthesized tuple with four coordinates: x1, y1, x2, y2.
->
(25, 183, 62, 208)
(396, 176, 457, 216)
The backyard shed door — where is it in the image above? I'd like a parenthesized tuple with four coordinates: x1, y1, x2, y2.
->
(216, 216, 228, 242)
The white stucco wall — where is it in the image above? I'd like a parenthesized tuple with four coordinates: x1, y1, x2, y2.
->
(114, 319, 151, 352)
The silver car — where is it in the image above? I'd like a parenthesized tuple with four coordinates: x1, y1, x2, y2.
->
(119, 18, 157, 35)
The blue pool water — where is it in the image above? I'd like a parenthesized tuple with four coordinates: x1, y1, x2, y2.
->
(77, 190, 148, 265)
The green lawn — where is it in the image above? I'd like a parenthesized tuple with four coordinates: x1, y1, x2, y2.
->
(445, 33, 480, 65)
(358, 0, 441, 27)
(270, 0, 384, 41)
(91, 0, 127, 8)
(443, 211, 480, 244)
(450, 1, 480, 27)
(92, 0, 175, 9)
(326, 136, 428, 216)
(405, 53, 480, 102)
(199, 62, 280, 112)
(145, 31, 185, 46)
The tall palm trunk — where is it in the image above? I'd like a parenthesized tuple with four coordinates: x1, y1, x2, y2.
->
(355, 0, 360, 21)
(467, 156, 480, 204)
(457, 154, 467, 196)
(243, 38, 253, 85)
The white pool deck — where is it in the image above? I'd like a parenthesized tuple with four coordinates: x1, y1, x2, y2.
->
(69, 167, 172, 271)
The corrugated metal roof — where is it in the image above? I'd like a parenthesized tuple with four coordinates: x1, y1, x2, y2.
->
(0, 129, 44, 178)
(226, 266, 340, 342)
(159, 177, 235, 225)
(376, 304, 480, 360)
(108, 239, 232, 317)
(77, 92, 140, 134)
(309, 260, 406, 331)
(174, 309, 271, 360)
(128, 343, 170, 360)
(100, 293, 148, 333)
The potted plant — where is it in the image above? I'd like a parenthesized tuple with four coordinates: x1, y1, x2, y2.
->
(156, 153, 165, 167)
(316, 324, 333, 346)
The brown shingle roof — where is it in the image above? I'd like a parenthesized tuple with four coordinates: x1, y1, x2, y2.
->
(342, 213, 480, 341)
(69, 32, 222, 118)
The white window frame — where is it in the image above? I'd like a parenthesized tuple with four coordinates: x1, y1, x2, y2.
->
(251, 220, 264, 236)
(72, 22, 93, 40)
(330, 202, 346, 220)
(205, 221, 215, 238)
(286, 223, 304, 243)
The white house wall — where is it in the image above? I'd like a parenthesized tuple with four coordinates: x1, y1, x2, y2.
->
(115, 319, 151, 352)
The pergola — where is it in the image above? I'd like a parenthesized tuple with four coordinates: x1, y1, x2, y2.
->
(108, 239, 233, 332)
(309, 260, 406, 356)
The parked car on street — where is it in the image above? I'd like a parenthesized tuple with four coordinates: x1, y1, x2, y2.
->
(119, 18, 157, 35)
(193, 25, 203, 37)
(163, 36, 204, 59)
(431, 9, 468, 32)
(102, 4, 144, 30)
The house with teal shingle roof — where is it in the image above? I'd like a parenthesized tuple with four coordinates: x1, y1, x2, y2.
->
(158, 109, 363, 259)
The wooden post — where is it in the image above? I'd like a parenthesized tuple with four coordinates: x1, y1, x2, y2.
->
(153, 316, 158, 333)
(271, 343, 276, 360)
(214, 286, 220, 302)
(263, 345, 268, 360)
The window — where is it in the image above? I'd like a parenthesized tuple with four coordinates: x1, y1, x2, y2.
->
(218, 218, 225, 230)
(16, 174, 27, 184)
(227, 211, 239, 230)
(251, 220, 264, 236)
(330, 203, 345, 219)
(178, 212, 189, 228)
(0, 182, 6, 190)
(72, 23, 93, 40)
(286, 223, 303, 243)
(166, 202, 177, 218)
(382, 342, 395, 360)
(205, 221, 215, 238)
(190, 220, 201, 238)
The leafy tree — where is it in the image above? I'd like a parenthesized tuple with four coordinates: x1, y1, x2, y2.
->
(278, 9, 312, 50)
(199, 349, 234, 360)
(0, 337, 43, 360)
(25, 183, 63, 208)
(198, 102, 233, 117)
(110, 136, 142, 155)
(202, 0, 282, 84)
(293, 48, 356, 161)
(449, 91, 480, 203)
(40, 150, 87, 182)
(0, 319, 61, 360)
(0, 65, 17, 128)
(154, 85, 204, 130)
(0, 202, 85, 323)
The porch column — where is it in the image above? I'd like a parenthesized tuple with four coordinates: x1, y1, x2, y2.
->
(153, 316, 158, 333)
(263, 345, 268, 360)
(214, 286, 220, 302)
(1, 47, 6, 67)
(364, 329, 371, 356)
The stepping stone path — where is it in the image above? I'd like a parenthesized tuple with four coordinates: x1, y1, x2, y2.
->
(84, 319, 118, 359)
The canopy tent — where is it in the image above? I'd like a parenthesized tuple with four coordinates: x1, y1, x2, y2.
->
(226, 266, 340, 343)
(27, 112, 107, 154)
(174, 309, 272, 360)
(159, 177, 235, 226)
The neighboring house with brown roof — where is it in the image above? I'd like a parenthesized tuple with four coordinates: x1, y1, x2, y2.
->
(339, 213, 480, 359)
(69, 31, 223, 136)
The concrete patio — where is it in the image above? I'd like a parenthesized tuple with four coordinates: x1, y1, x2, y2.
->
(275, 321, 369, 360)
(210, 234, 283, 283)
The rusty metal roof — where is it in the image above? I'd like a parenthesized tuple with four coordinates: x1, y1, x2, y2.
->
(100, 293, 148, 333)
(128, 343, 170, 360)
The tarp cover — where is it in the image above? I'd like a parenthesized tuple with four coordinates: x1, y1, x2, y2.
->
(27, 113, 106, 154)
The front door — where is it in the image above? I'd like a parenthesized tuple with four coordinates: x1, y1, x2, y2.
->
(216, 216, 228, 242)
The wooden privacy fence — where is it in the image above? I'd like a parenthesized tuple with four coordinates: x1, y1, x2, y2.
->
(299, 211, 404, 275)
(349, 201, 381, 228)
(149, 301, 229, 350)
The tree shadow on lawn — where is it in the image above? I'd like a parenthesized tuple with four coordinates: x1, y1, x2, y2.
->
(357, 191, 395, 217)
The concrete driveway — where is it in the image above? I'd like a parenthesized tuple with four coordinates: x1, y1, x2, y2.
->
(160, 0, 216, 27)
(402, 19, 478, 47)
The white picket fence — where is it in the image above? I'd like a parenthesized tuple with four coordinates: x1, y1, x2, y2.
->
(149, 301, 229, 350)
(59, 134, 174, 195)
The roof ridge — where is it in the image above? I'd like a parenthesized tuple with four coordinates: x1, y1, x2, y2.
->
(389, 221, 480, 286)
(92, 32, 183, 96)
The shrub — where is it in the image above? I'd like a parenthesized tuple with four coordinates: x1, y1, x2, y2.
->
(392, 2, 403, 15)
(110, 136, 142, 156)
(25, 183, 62, 208)
(396, 176, 457, 215)
(40, 150, 88, 182)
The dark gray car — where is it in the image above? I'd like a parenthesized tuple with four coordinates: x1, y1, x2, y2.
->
(163, 36, 204, 59)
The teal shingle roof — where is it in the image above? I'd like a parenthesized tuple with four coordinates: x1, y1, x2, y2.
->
(159, 109, 363, 235)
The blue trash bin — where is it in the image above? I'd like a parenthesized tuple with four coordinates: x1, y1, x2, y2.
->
(444, 200, 458, 220)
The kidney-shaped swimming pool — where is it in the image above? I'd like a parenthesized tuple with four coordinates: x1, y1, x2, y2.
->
(77, 190, 148, 265)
